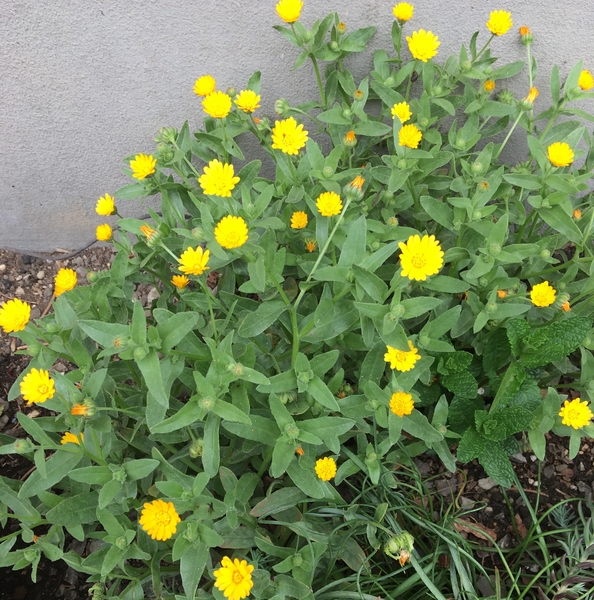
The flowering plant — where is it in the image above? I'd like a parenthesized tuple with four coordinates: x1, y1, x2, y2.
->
(1, 4, 594, 599)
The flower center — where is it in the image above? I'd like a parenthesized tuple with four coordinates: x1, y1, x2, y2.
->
(38, 385, 48, 395)
(155, 512, 172, 526)
(566, 408, 579, 421)
(410, 254, 427, 269)
(232, 571, 244, 584)
(281, 133, 295, 147)
(394, 350, 407, 362)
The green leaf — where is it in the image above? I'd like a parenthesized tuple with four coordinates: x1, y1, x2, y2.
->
(478, 442, 515, 488)
(502, 173, 542, 190)
(421, 276, 470, 293)
(123, 459, 159, 481)
(212, 399, 251, 425)
(68, 466, 112, 485)
(0, 479, 40, 523)
(300, 417, 355, 440)
(202, 412, 220, 477)
(307, 376, 340, 411)
(19, 450, 82, 498)
(78, 321, 129, 348)
(317, 107, 352, 125)
(338, 216, 367, 268)
(46, 492, 99, 527)
(360, 342, 388, 389)
(137, 349, 169, 408)
(441, 370, 478, 399)
(352, 264, 388, 302)
(420, 196, 454, 229)
(237, 301, 288, 337)
(353, 120, 392, 136)
(250, 487, 308, 518)
(271, 439, 295, 478)
(457, 427, 487, 462)
(181, 543, 209, 600)
(401, 296, 442, 319)
(150, 400, 203, 434)
(539, 206, 583, 244)
(99, 479, 122, 509)
(402, 411, 443, 444)
(223, 416, 279, 446)
(156, 311, 202, 354)
(481, 407, 533, 441)
(506, 319, 531, 357)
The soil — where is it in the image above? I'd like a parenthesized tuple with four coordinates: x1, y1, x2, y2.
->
(0, 247, 592, 597)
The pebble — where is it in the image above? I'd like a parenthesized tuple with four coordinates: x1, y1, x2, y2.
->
(146, 286, 160, 305)
(510, 453, 527, 464)
(485, 506, 494, 515)
(0, 263, 5, 271)
(15, 286, 25, 296)
(36, 270, 45, 279)
(530, 455, 537, 462)
(543, 465, 555, 478)
(478, 477, 498, 490)
(30, 307, 41, 320)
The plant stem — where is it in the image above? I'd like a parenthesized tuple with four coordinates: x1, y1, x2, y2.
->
(311, 56, 327, 109)
(473, 34, 494, 63)
(198, 278, 218, 342)
(496, 111, 523, 159)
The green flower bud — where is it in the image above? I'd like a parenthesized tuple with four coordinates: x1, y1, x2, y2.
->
(488, 243, 501, 256)
(541, 199, 551, 208)
(366, 452, 378, 463)
(86, 271, 99, 283)
(322, 166, 334, 178)
(199, 397, 215, 411)
(46, 323, 60, 333)
(484, 66, 493, 75)
(191, 226, 206, 241)
(284, 423, 300, 440)
(183, 522, 199, 541)
(432, 85, 443, 96)
(24, 549, 38, 563)
(419, 334, 431, 347)
(498, 89, 516, 105)
(226, 87, 236, 97)
(189, 438, 204, 458)
(397, 159, 408, 170)
(479, 277, 489, 286)
(486, 301, 498, 313)
(452, 218, 462, 230)
(155, 143, 174, 164)
(279, 391, 297, 404)
(226, 362, 244, 376)
(472, 210, 482, 221)
(384, 76, 395, 87)
(133, 347, 148, 361)
(471, 161, 484, 174)
(387, 216, 399, 227)
(113, 336, 128, 350)
(385, 531, 415, 564)
(419, 117, 429, 128)
(14, 438, 33, 454)
(181, 489, 193, 501)
(391, 304, 405, 318)
(460, 60, 471, 72)
(558, 281, 566, 290)
(455, 137, 466, 150)
(27, 344, 41, 357)
(154, 126, 178, 144)
(540, 249, 551, 259)
(297, 370, 314, 384)
(292, 554, 303, 566)
(274, 98, 290, 116)
(437, 424, 448, 435)
(368, 398, 380, 410)
(371, 241, 381, 251)
(330, 41, 339, 51)
(342, 108, 352, 119)
(115, 536, 128, 550)
(303, 30, 313, 42)
(112, 467, 127, 483)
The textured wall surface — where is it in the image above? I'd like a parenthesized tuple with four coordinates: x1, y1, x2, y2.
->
(1, 0, 593, 250)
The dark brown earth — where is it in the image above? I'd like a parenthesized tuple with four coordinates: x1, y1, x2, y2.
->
(0, 248, 592, 598)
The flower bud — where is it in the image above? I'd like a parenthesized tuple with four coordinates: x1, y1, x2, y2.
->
(460, 60, 471, 72)
(520, 87, 539, 110)
(292, 554, 303, 566)
(183, 522, 199, 541)
(371, 241, 380, 251)
(330, 41, 339, 51)
(344, 175, 365, 201)
(274, 98, 290, 116)
(432, 85, 443, 96)
(199, 397, 215, 411)
(385, 531, 415, 566)
(133, 347, 148, 361)
(189, 438, 204, 458)
(115, 536, 128, 550)
(191, 226, 206, 241)
(156, 143, 175, 164)
(454, 137, 466, 150)
(384, 76, 395, 87)
(112, 467, 127, 483)
(478, 277, 489, 286)
(154, 127, 178, 144)
(279, 391, 297, 404)
(472, 210, 482, 221)
(519, 26, 533, 46)
(342, 108, 352, 119)
(86, 271, 99, 283)
(284, 423, 300, 440)
(387, 216, 399, 227)
(471, 161, 484, 174)
(558, 281, 566, 290)
(368, 398, 380, 410)
(419, 117, 429, 128)
(488, 243, 501, 256)
(390, 304, 405, 318)
(322, 166, 334, 178)
(302, 30, 313, 42)
(337, 22, 346, 33)
(226, 362, 244, 376)
(365, 452, 378, 463)
(343, 130, 357, 147)
(573, 209, 582, 220)
(397, 159, 408, 170)
(498, 89, 516, 105)
(540, 249, 551, 259)
(113, 336, 128, 350)
(14, 438, 33, 454)
(419, 334, 431, 347)
(226, 87, 236, 98)
(27, 343, 41, 357)
(486, 301, 498, 314)
(24, 549, 38, 563)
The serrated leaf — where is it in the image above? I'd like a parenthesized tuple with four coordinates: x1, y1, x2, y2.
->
(457, 427, 487, 463)
(478, 442, 515, 488)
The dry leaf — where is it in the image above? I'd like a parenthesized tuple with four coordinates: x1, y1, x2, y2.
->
(454, 518, 497, 544)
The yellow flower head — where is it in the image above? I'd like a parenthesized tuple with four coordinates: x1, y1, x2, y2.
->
(0, 298, 31, 333)
(71, 403, 89, 417)
(178, 247, 210, 276)
(486, 10, 513, 36)
(130, 153, 156, 180)
(390, 391, 414, 417)
(398, 124, 423, 148)
(275, 0, 303, 23)
(215, 215, 249, 249)
(337, 22, 346, 33)
(393, 2, 414, 21)
(384, 340, 421, 372)
(171, 275, 190, 289)
(199, 159, 240, 197)
(354, 89, 365, 101)
(406, 30, 440, 62)
(350, 175, 365, 191)
(61, 432, 83, 445)
(391, 101, 412, 123)
(202, 91, 232, 119)
(561, 300, 571, 312)
(521, 86, 539, 108)
(194, 75, 216, 97)
(305, 238, 317, 253)
(316, 191, 343, 217)
(399, 234, 444, 280)
(54, 268, 77, 297)
(573, 208, 582, 220)
(559, 398, 593, 430)
(140, 224, 157, 240)
(530, 281, 556, 307)
(484, 79, 496, 93)
(578, 69, 594, 91)
(20, 368, 55, 405)
(290, 211, 308, 229)
(547, 142, 574, 167)
(497, 289, 508, 299)
(139, 499, 181, 541)
(235, 89, 261, 113)
(95, 193, 116, 216)
(519, 25, 531, 37)
(213, 556, 255, 600)
(344, 130, 357, 146)
(271, 117, 309, 155)
(315, 456, 337, 481)
(96, 223, 113, 242)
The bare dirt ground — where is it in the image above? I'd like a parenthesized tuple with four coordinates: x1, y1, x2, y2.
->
(0, 247, 592, 598)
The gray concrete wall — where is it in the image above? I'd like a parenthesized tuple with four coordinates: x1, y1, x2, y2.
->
(1, 0, 593, 251)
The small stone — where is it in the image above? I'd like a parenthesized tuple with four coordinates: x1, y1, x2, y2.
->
(16, 274, 23, 281)
(15, 286, 25, 296)
(577, 481, 592, 496)
(146, 286, 160, 305)
(478, 477, 498, 491)
(543, 465, 555, 479)
(30, 307, 41, 320)
(530, 455, 537, 462)
(459, 496, 475, 507)
(510, 453, 527, 464)
(0, 264, 5, 271)
(485, 506, 494, 515)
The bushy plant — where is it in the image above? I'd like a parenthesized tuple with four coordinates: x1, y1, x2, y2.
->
(1, 2, 594, 598)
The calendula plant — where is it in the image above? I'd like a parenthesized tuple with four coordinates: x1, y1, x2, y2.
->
(1, 2, 594, 598)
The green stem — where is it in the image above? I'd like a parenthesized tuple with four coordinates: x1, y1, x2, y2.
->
(405, 61, 417, 102)
(290, 107, 330, 133)
(198, 278, 218, 342)
(172, 140, 203, 179)
(514, 208, 536, 244)
(310, 56, 327, 109)
(539, 100, 565, 142)
(495, 111, 523, 159)
(473, 33, 494, 63)
(158, 241, 180, 264)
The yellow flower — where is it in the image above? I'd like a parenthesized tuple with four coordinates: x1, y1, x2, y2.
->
(96, 223, 113, 242)
(337, 22, 346, 33)
(275, 0, 303, 23)
(193, 75, 216, 97)
(521, 86, 539, 109)
(486, 10, 513, 36)
(71, 403, 89, 417)
(199, 159, 240, 197)
(344, 130, 357, 146)
(519, 26, 531, 36)
(390, 391, 414, 417)
(561, 301, 571, 312)
(559, 398, 593, 430)
(391, 101, 412, 123)
(130, 153, 156, 180)
(350, 175, 365, 191)
(354, 89, 365, 101)
(315, 457, 337, 481)
(484, 79, 496, 93)
(271, 117, 309, 155)
(178, 247, 210, 276)
(290, 211, 308, 229)
(393, 2, 414, 22)
(215, 215, 249, 249)
(398, 124, 423, 149)
(234, 90, 261, 113)
(530, 281, 556, 307)
(213, 556, 255, 600)
(61, 432, 83, 445)
(578, 69, 594, 91)
(573, 209, 582, 220)
(95, 193, 115, 216)
(54, 268, 77, 297)
(547, 142, 574, 167)
(316, 191, 343, 217)
(497, 290, 508, 299)
(171, 275, 190, 289)
(406, 30, 440, 62)
(399, 234, 444, 281)
(20, 368, 55, 405)
(139, 499, 181, 541)
(0, 298, 31, 333)
(202, 91, 232, 118)
(140, 224, 157, 240)
(384, 340, 421, 372)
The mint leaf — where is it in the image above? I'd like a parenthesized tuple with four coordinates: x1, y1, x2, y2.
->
(457, 427, 487, 463)
(441, 370, 478, 399)
(478, 442, 515, 488)
(506, 319, 530, 357)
